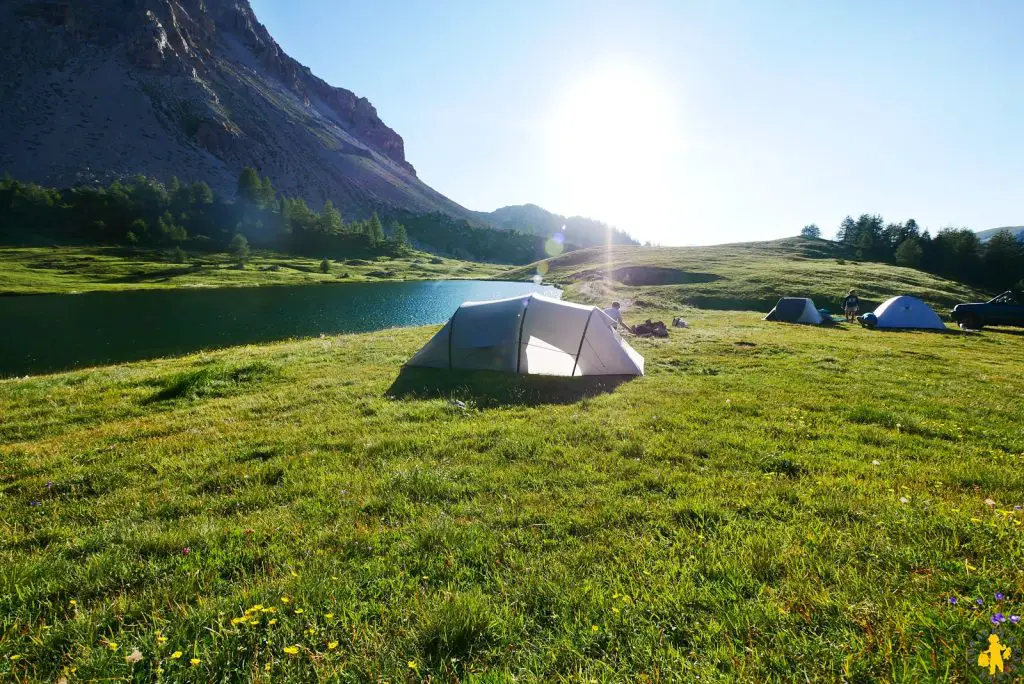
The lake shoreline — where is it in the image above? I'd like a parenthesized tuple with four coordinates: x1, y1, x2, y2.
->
(0, 279, 561, 378)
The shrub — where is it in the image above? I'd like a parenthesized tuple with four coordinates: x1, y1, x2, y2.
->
(319, 259, 330, 274)
(171, 246, 187, 264)
(229, 233, 250, 266)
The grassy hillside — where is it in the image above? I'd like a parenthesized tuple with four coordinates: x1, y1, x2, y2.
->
(3, 302, 1023, 680)
(510, 237, 989, 315)
(0, 247, 505, 296)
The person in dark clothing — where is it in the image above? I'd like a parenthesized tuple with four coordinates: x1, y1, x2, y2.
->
(842, 289, 860, 322)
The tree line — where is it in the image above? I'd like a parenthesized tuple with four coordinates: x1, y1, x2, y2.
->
(0, 169, 557, 264)
(801, 216, 1024, 293)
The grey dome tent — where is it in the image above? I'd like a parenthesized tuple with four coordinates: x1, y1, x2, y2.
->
(764, 298, 823, 324)
(406, 293, 644, 376)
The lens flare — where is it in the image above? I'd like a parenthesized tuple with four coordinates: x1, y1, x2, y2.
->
(544, 238, 564, 257)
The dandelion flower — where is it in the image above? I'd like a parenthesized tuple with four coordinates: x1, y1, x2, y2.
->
(170, 651, 183, 659)
(281, 597, 290, 604)
(325, 613, 334, 619)
(592, 625, 599, 633)
(328, 641, 338, 650)
(10, 655, 22, 661)
(157, 636, 167, 645)
(261, 607, 276, 613)
(268, 619, 277, 626)
(294, 609, 304, 615)
(107, 641, 119, 652)
(283, 645, 299, 655)
(408, 660, 418, 669)
(190, 658, 201, 666)
(69, 600, 77, 607)
(265, 663, 271, 672)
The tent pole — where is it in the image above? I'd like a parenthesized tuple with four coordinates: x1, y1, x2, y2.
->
(571, 308, 595, 377)
(448, 307, 459, 370)
(515, 295, 532, 374)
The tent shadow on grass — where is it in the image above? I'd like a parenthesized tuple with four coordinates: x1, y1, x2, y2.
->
(386, 366, 636, 408)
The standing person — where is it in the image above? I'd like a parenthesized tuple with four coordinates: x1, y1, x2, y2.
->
(602, 301, 632, 332)
(842, 289, 861, 322)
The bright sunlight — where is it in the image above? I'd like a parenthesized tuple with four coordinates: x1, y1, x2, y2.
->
(544, 58, 682, 242)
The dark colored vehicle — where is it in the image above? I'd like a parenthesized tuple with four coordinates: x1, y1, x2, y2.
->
(950, 291, 1024, 329)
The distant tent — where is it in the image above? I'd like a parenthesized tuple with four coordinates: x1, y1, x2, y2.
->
(764, 297, 823, 324)
(863, 295, 945, 330)
(406, 293, 644, 376)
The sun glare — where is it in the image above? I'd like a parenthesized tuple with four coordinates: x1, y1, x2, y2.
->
(545, 59, 681, 242)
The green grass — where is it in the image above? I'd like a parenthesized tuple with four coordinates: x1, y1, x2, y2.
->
(510, 237, 989, 314)
(3, 302, 1023, 680)
(0, 246, 507, 296)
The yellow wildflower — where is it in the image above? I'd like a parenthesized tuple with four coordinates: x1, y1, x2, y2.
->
(156, 636, 167, 645)
(295, 609, 304, 615)
(264, 662, 271, 672)
(261, 607, 276, 613)
(268, 619, 278, 626)
(231, 617, 248, 625)
(284, 645, 299, 655)
(10, 655, 22, 661)
(408, 660, 418, 670)
(281, 597, 290, 604)
(107, 641, 119, 652)
(328, 641, 338, 650)
(591, 625, 599, 633)
(170, 651, 183, 659)
(325, 613, 334, 619)
(190, 658, 201, 666)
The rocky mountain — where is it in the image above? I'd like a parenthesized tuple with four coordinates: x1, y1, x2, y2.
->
(474, 204, 638, 249)
(976, 226, 1024, 243)
(0, 0, 476, 220)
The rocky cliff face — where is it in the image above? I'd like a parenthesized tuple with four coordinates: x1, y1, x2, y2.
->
(0, 0, 470, 218)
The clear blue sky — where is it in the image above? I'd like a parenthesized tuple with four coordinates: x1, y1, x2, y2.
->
(250, 0, 1023, 245)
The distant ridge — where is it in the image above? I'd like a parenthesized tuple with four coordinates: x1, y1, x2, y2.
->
(474, 203, 638, 249)
(976, 226, 1024, 242)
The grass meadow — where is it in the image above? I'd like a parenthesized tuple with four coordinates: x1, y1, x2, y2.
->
(0, 246, 505, 296)
(3, 302, 1023, 681)
(510, 238, 988, 314)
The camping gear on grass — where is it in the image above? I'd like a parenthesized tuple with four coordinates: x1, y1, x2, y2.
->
(633, 320, 669, 338)
(407, 293, 644, 376)
(858, 295, 945, 330)
(764, 298, 824, 324)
